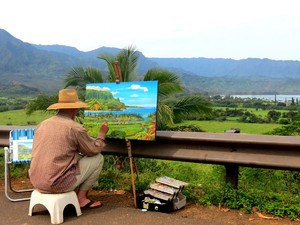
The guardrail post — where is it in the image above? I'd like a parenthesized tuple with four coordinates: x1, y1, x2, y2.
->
(225, 164, 239, 188)
(224, 129, 239, 188)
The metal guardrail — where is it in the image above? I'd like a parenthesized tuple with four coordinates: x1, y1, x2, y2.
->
(1, 126, 300, 187)
(104, 131, 300, 169)
(103, 131, 300, 186)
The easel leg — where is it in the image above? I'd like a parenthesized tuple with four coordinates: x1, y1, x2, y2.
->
(133, 158, 139, 181)
(113, 62, 137, 207)
(126, 139, 137, 208)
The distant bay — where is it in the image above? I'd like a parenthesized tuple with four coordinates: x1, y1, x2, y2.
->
(231, 95, 300, 102)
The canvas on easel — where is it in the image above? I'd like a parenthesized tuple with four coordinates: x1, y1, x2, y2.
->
(84, 81, 158, 141)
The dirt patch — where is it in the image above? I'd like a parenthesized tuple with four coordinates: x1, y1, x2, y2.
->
(1, 178, 299, 225)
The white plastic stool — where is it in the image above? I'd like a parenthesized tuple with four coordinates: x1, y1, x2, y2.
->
(28, 189, 82, 224)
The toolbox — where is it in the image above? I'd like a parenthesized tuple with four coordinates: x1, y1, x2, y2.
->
(137, 176, 188, 213)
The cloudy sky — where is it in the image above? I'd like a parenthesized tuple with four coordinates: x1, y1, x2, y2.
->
(1, 0, 300, 60)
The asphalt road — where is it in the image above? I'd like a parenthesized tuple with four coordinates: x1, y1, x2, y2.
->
(0, 192, 230, 225)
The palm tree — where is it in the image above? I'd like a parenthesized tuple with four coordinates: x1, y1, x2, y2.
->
(63, 66, 104, 95)
(25, 66, 104, 115)
(97, 45, 139, 82)
(164, 95, 212, 124)
(143, 68, 212, 129)
(143, 68, 182, 129)
(26, 93, 58, 115)
(26, 46, 212, 130)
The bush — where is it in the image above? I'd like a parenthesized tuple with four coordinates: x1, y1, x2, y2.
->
(167, 124, 204, 132)
(27, 121, 37, 125)
(279, 118, 290, 124)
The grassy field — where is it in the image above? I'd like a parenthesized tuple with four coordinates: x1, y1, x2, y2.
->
(0, 109, 283, 134)
(0, 110, 52, 126)
(244, 107, 288, 116)
(215, 106, 289, 117)
(179, 120, 282, 134)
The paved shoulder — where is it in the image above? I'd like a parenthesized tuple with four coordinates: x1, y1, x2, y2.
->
(0, 193, 227, 225)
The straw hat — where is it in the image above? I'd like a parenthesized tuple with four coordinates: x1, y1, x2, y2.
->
(47, 89, 88, 110)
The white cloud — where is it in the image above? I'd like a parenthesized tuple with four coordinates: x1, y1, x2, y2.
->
(130, 94, 139, 97)
(130, 84, 148, 92)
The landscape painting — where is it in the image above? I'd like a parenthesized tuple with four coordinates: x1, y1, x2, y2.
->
(12, 140, 33, 162)
(84, 81, 158, 141)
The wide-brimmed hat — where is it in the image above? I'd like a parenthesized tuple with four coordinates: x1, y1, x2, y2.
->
(47, 89, 88, 110)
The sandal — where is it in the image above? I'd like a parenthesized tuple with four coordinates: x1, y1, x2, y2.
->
(80, 200, 102, 210)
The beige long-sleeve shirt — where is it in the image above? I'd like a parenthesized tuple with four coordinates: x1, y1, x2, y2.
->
(29, 112, 105, 193)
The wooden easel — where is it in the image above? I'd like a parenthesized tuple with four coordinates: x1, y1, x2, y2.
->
(113, 61, 137, 208)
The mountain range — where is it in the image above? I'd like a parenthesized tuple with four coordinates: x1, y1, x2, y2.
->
(1, 28, 300, 97)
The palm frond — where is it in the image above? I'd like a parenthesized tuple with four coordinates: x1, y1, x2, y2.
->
(26, 94, 58, 115)
(63, 66, 104, 91)
(116, 45, 138, 82)
(84, 67, 103, 83)
(172, 95, 213, 119)
(97, 54, 115, 82)
(156, 103, 174, 130)
(144, 68, 183, 97)
(97, 46, 138, 82)
(63, 67, 86, 89)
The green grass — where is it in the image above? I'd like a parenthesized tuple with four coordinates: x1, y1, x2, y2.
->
(0, 110, 52, 126)
(179, 120, 282, 134)
(2, 108, 299, 219)
(0, 109, 282, 134)
(245, 108, 288, 116)
(215, 106, 289, 117)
